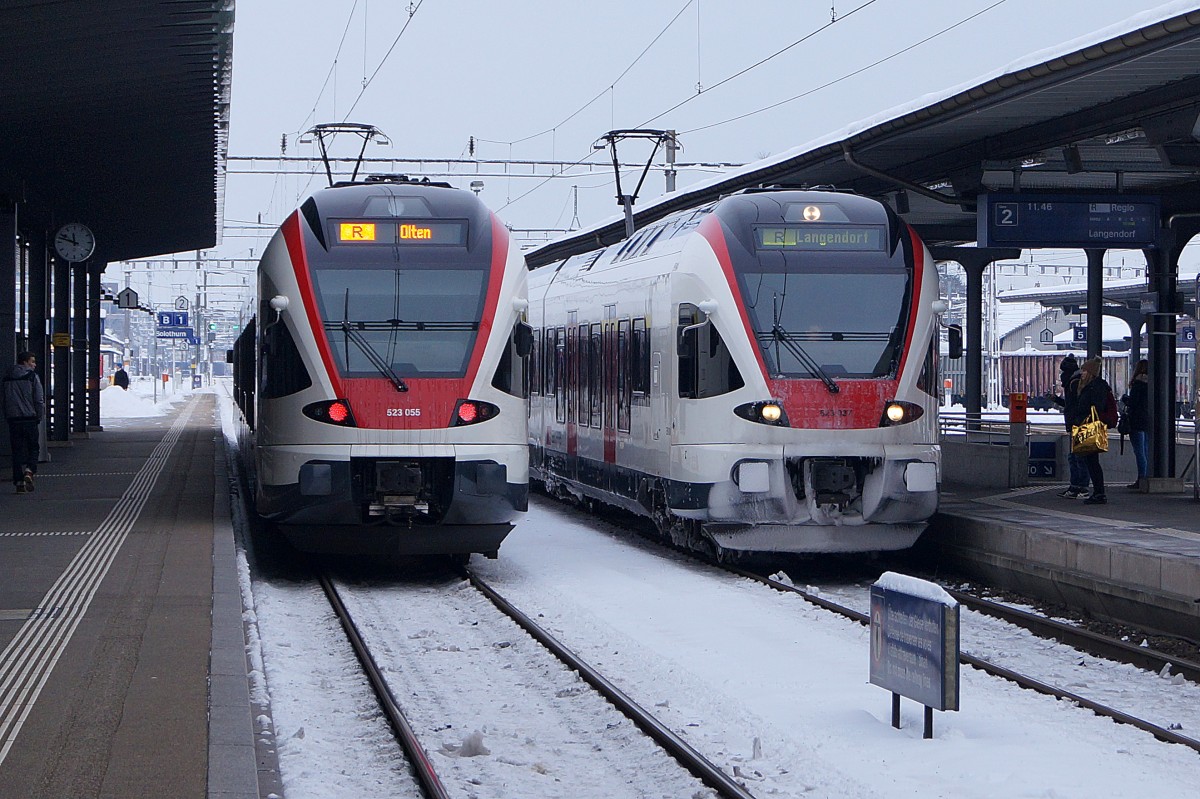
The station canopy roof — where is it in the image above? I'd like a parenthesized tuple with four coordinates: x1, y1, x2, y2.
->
(0, 1, 234, 264)
(528, 3, 1200, 268)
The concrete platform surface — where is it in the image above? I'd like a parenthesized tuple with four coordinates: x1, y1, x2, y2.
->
(0, 395, 260, 799)
(926, 479, 1200, 640)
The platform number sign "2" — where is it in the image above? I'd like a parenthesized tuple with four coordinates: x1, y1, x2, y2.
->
(995, 203, 1018, 226)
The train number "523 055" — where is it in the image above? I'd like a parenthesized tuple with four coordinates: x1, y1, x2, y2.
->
(386, 408, 422, 417)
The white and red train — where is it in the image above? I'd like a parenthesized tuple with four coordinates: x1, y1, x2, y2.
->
(526, 189, 944, 556)
(232, 176, 530, 557)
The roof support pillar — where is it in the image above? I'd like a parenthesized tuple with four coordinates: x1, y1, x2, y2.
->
(87, 264, 103, 430)
(931, 246, 1021, 430)
(0, 202, 17, 461)
(27, 229, 48, 461)
(72, 262, 87, 434)
(1084, 249, 1106, 360)
(51, 255, 70, 442)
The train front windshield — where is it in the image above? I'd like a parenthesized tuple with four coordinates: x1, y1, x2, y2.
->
(312, 266, 487, 378)
(729, 201, 912, 380)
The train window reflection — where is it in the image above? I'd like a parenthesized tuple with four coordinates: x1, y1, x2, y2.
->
(740, 270, 909, 379)
(312, 267, 486, 378)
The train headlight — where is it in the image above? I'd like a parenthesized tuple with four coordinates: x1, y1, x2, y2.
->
(734, 400, 790, 427)
(303, 398, 358, 427)
(879, 400, 924, 427)
(451, 399, 500, 427)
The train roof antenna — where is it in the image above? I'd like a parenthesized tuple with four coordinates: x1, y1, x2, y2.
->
(300, 122, 391, 187)
(593, 129, 676, 239)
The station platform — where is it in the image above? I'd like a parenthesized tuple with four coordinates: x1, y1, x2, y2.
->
(925, 480, 1200, 641)
(0, 393, 264, 799)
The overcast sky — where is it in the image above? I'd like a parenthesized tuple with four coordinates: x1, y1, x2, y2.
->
(214, 0, 1192, 261)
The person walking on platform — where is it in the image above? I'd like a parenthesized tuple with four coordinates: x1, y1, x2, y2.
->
(1048, 354, 1089, 498)
(113, 363, 130, 390)
(2, 352, 44, 494)
(1068, 356, 1114, 505)
(1122, 358, 1150, 488)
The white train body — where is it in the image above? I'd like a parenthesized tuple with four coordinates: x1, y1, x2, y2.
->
(527, 189, 941, 554)
(233, 178, 529, 556)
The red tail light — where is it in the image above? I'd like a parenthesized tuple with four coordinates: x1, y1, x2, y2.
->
(451, 399, 499, 427)
(303, 399, 358, 427)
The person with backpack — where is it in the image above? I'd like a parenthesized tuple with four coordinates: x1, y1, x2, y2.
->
(1121, 359, 1150, 488)
(1067, 356, 1116, 505)
(2, 352, 44, 494)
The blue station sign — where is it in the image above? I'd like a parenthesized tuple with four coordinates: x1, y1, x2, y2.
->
(869, 576, 960, 712)
(978, 193, 1160, 249)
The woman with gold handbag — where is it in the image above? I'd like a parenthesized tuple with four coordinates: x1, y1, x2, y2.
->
(1067, 357, 1116, 505)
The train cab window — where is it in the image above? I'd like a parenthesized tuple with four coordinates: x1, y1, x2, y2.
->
(491, 321, 530, 399)
(677, 303, 744, 399)
(916, 338, 939, 399)
(259, 317, 313, 399)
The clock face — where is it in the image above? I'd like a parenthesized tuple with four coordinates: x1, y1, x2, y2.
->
(54, 223, 95, 262)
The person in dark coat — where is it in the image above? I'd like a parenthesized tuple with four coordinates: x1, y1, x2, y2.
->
(2, 352, 44, 494)
(1048, 354, 1089, 498)
(113, 363, 130, 390)
(1122, 358, 1150, 487)
(1066, 356, 1112, 504)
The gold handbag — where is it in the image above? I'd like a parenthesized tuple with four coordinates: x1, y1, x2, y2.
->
(1071, 407, 1108, 455)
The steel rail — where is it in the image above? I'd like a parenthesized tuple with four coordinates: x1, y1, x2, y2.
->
(724, 566, 1200, 753)
(944, 587, 1200, 683)
(317, 573, 452, 799)
(463, 567, 757, 799)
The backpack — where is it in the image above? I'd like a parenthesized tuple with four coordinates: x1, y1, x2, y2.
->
(1116, 394, 1131, 436)
(1101, 386, 1119, 429)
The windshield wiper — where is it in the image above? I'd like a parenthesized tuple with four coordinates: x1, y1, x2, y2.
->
(762, 324, 840, 394)
(334, 289, 408, 392)
(338, 322, 409, 392)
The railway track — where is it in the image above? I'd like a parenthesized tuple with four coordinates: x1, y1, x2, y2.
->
(727, 565, 1200, 753)
(316, 566, 756, 799)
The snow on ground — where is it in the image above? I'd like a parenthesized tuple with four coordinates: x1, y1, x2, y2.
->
(214, 386, 1200, 798)
(241, 504, 1200, 797)
(100, 376, 193, 420)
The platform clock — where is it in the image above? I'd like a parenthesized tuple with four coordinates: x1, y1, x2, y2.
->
(54, 222, 96, 262)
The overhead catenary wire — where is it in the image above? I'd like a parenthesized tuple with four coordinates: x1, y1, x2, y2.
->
(475, 0, 696, 150)
(679, 0, 1007, 135)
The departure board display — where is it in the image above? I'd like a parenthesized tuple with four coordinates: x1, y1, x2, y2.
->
(977, 193, 1160, 248)
(335, 220, 467, 245)
(756, 225, 885, 251)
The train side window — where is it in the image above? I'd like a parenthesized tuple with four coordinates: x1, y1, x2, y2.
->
(577, 324, 589, 426)
(555, 327, 567, 423)
(566, 326, 577, 423)
(544, 327, 558, 397)
(260, 318, 312, 399)
(589, 323, 603, 427)
(618, 319, 631, 431)
(632, 318, 649, 397)
(678, 303, 744, 399)
(530, 329, 541, 396)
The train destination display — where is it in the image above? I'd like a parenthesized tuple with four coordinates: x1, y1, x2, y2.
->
(977, 193, 1159, 249)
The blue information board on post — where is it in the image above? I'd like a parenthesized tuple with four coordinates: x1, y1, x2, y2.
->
(978, 193, 1160, 249)
(869, 578, 960, 712)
